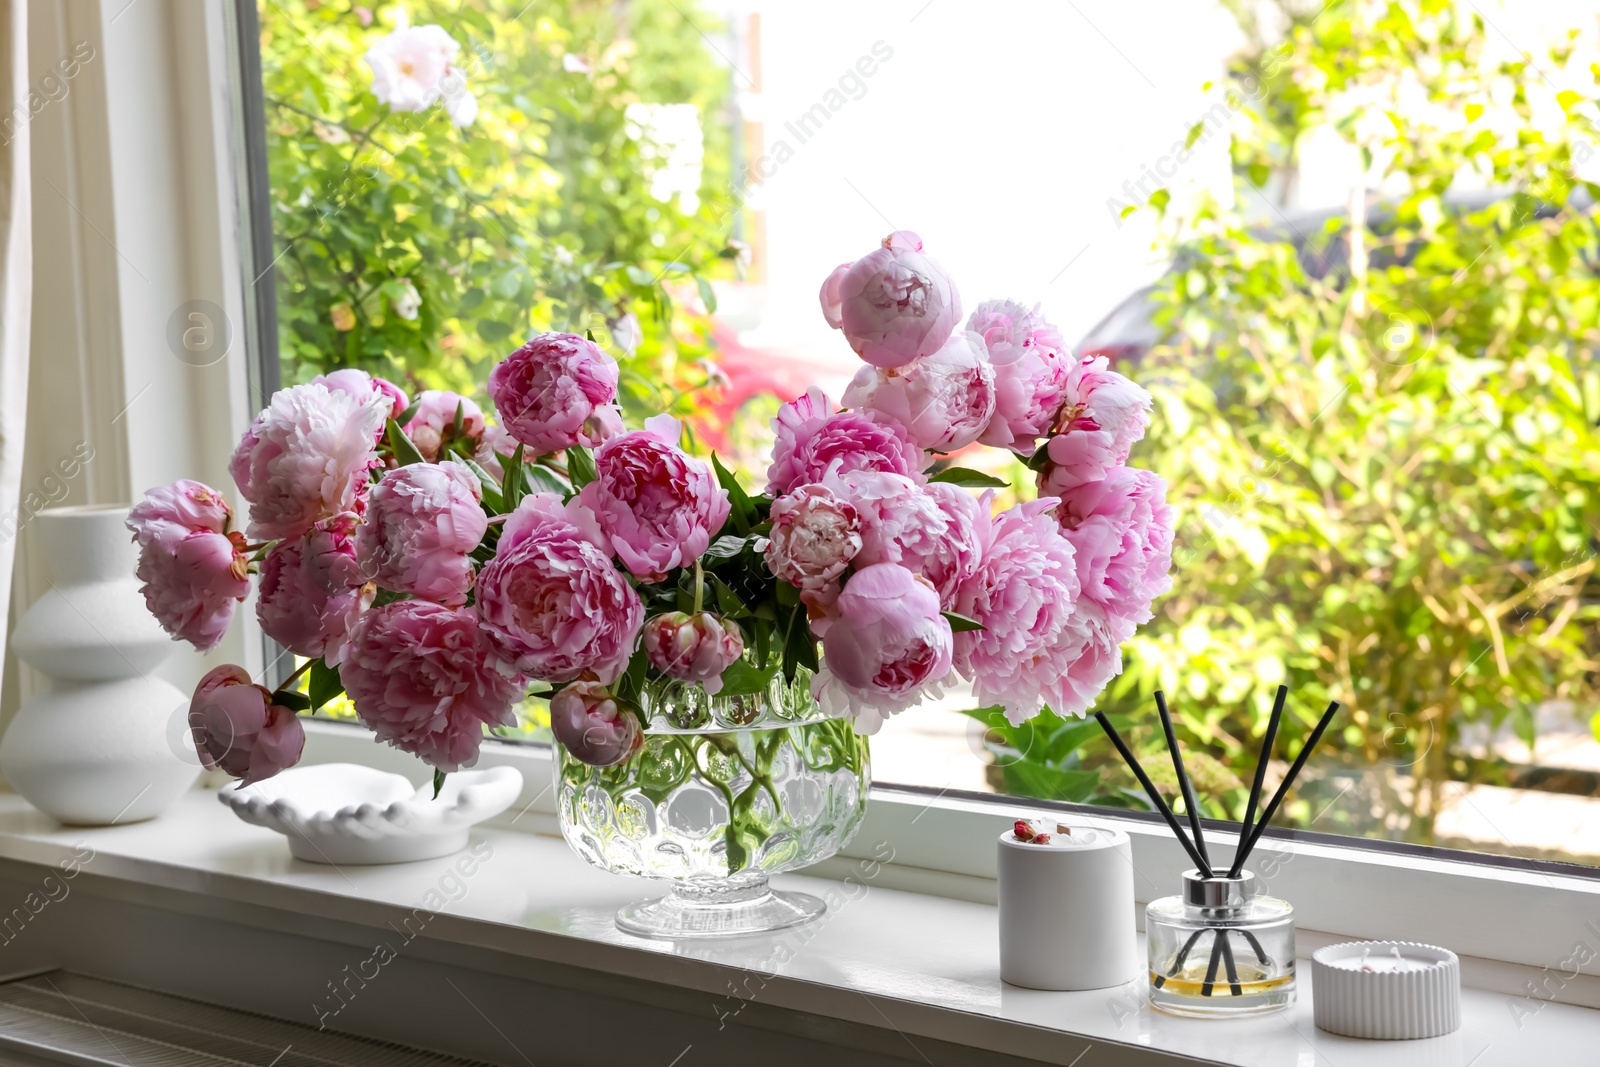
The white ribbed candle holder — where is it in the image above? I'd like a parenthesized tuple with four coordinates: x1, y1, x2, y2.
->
(1312, 941, 1460, 1039)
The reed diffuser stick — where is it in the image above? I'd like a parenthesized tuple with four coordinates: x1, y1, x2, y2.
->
(1234, 701, 1342, 865)
(1229, 684, 1287, 878)
(1093, 712, 1210, 873)
(1156, 690, 1212, 876)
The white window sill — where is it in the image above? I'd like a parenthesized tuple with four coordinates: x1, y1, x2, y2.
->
(0, 787, 1590, 1066)
(304, 720, 1600, 1008)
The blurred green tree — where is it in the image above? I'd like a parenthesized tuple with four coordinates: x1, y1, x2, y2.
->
(259, 0, 737, 422)
(982, 0, 1600, 858)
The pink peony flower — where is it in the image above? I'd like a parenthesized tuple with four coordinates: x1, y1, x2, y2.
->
(403, 389, 485, 462)
(471, 422, 521, 483)
(765, 484, 862, 590)
(127, 480, 250, 651)
(766, 387, 923, 496)
(1054, 467, 1174, 639)
(256, 513, 371, 663)
(919, 481, 990, 605)
(642, 611, 745, 695)
(339, 601, 525, 772)
(820, 231, 962, 369)
(314, 369, 408, 424)
(128, 478, 234, 536)
(1037, 358, 1153, 492)
(356, 461, 486, 607)
(811, 563, 953, 734)
(550, 682, 642, 767)
(949, 499, 1088, 725)
(575, 414, 730, 581)
(1043, 599, 1125, 721)
(969, 299, 1072, 455)
(188, 665, 306, 786)
(475, 493, 644, 684)
(488, 332, 622, 456)
(841, 331, 997, 452)
(817, 470, 984, 609)
(230, 382, 387, 540)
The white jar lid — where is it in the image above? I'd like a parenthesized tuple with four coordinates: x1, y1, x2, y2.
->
(1312, 941, 1460, 1039)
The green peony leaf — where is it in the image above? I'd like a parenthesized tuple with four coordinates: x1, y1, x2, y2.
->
(307, 659, 344, 713)
(386, 418, 426, 466)
(926, 466, 1010, 489)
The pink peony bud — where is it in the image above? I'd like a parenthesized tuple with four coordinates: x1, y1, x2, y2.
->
(641, 611, 745, 696)
(256, 513, 371, 664)
(842, 331, 997, 452)
(574, 415, 730, 582)
(549, 681, 642, 767)
(810, 563, 953, 734)
(188, 665, 306, 786)
(488, 332, 622, 456)
(356, 461, 487, 607)
(127, 480, 251, 651)
(820, 230, 962, 369)
(766, 387, 923, 497)
(765, 484, 862, 590)
(402, 389, 486, 462)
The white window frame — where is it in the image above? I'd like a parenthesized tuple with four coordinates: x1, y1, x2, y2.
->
(34, 0, 1600, 1012)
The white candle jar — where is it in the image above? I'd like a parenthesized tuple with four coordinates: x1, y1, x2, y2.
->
(1145, 870, 1296, 1017)
(997, 824, 1138, 991)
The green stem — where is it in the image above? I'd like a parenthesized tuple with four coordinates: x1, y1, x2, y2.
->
(693, 559, 704, 615)
(272, 658, 316, 697)
(704, 733, 781, 809)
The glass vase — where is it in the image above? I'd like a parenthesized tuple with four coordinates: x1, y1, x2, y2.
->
(1145, 870, 1296, 1017)
(555, 668, 871, 939)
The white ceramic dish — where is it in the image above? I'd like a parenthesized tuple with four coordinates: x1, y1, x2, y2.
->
(219, 762, 522, 865)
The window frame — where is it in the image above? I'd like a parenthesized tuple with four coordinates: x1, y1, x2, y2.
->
(224, 0, 1600, 998)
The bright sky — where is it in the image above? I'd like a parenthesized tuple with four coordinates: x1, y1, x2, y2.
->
(703, 0, 1600, 382)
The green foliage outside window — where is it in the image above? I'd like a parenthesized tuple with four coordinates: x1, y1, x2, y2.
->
(984, 0, 1600, 861)
(259, 0, 738, 422)
(263, 0, 742, 737)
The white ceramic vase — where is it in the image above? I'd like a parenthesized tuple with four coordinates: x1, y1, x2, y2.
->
(0, 505, 200, 824)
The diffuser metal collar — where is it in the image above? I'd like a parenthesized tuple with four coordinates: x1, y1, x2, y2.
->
(1182, 869, 1256, 910)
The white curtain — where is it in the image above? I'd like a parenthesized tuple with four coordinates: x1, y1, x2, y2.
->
(0, 0, 29, 682)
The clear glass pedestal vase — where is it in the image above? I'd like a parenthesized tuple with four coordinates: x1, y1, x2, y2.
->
(555, 670, 870, 940)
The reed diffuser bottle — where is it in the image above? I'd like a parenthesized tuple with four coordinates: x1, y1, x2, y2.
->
(1095, 685, 1341, 1019)
(1145, 871, 1296, 1017)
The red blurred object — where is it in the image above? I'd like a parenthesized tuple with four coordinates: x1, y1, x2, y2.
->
(690, 321, 846, 454)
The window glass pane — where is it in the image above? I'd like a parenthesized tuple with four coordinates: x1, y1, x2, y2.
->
(258, 0, 743, 739)
(257, 0, 1600, 870)
(706, 0, 1600, 872)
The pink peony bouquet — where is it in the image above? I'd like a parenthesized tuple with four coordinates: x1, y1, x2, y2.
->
(129, 232, 1171, 790)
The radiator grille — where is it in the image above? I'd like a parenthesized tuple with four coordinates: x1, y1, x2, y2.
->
(0, 972, 490, 1067)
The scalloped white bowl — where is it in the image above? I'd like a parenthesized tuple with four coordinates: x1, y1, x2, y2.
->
(219, 763, 522, 865)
